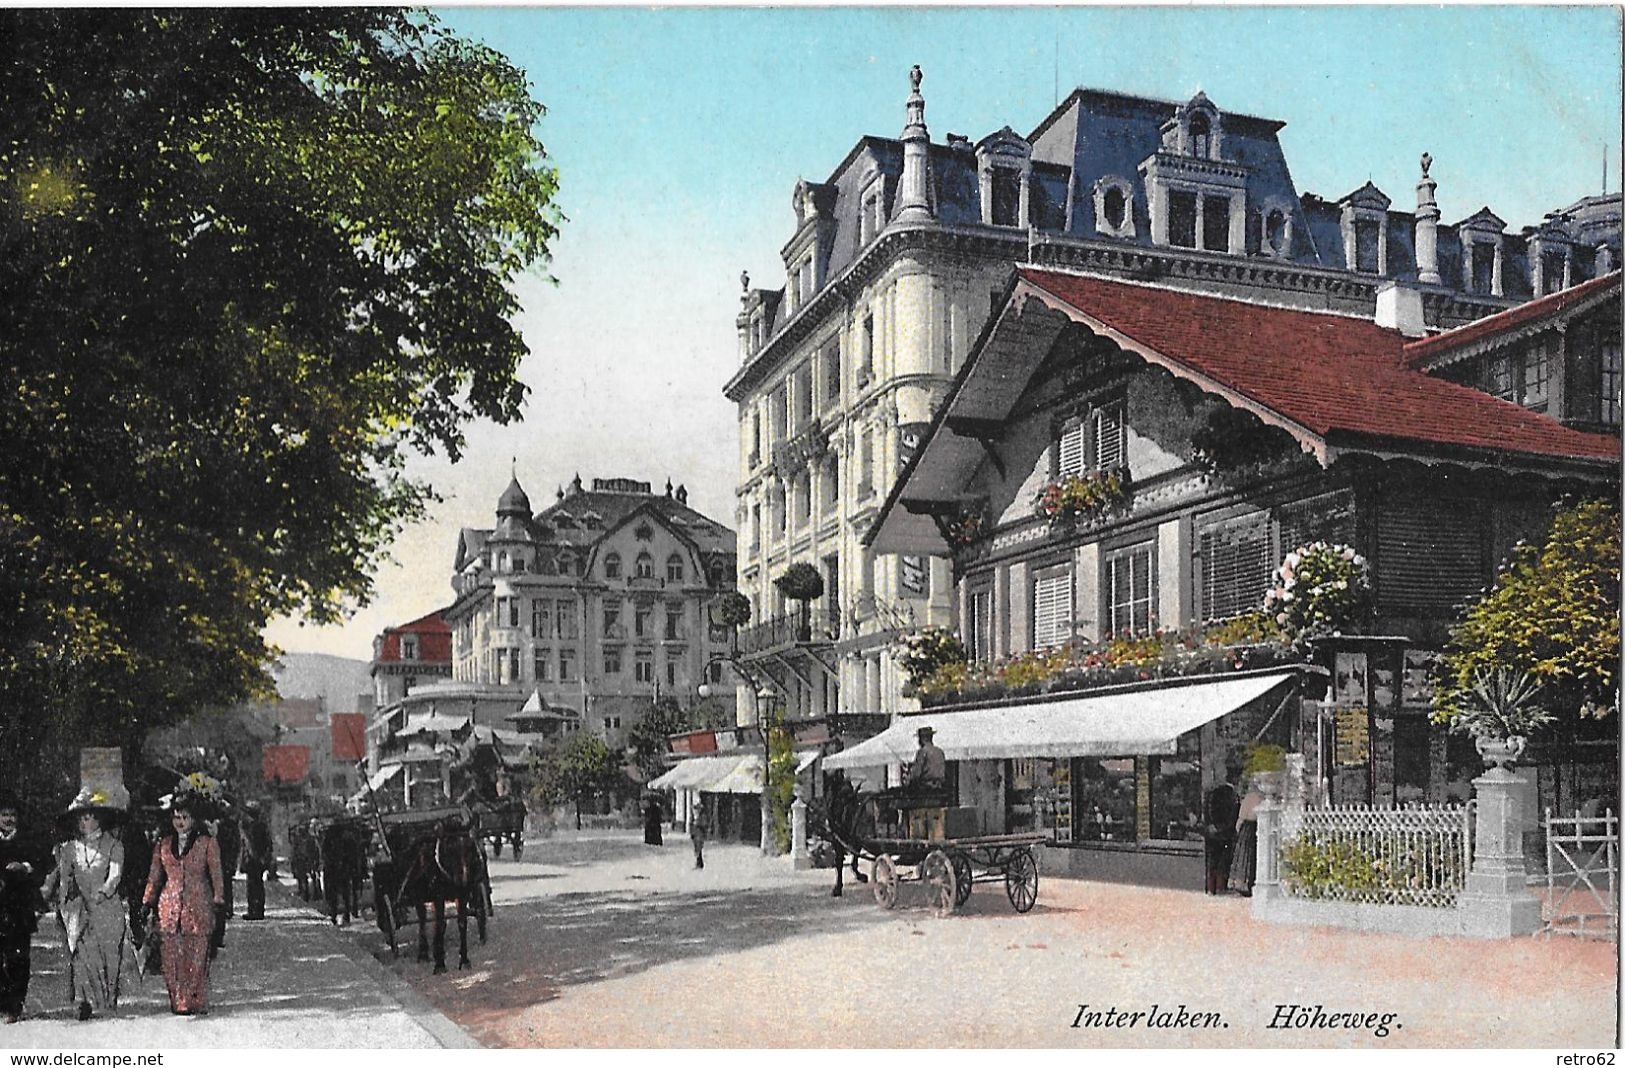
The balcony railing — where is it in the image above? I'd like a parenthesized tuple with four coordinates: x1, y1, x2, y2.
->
(736, 609, 842, 656)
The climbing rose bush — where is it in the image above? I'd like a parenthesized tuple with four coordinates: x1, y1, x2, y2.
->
(1263, 542, 1370, 641)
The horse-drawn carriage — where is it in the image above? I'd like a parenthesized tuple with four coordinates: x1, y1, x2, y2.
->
(819, 787, 1043, 917)
(469, 797, 527, 858)
(371, 805, 493, 972)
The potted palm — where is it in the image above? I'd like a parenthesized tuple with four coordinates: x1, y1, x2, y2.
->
(1451, 667, 1554, 769)
(773, 563, 825, 642)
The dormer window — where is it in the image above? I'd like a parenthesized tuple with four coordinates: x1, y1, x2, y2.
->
(402, 636, 418, 661)
(1189, 113, 1212, 159)
(604, 552, 621, 580)
(1258, 198, 1295, 259)
(1455, 209, 1507, 296)
(635, 552, 655, 579)
(1338, 183, 1391, 276)
(975, 127, 1032, 229)
(666, 553, 685, 582)
(1054, 398, 1127, 478)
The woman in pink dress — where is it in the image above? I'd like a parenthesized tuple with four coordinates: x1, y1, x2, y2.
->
(141, 799, 224, 1016)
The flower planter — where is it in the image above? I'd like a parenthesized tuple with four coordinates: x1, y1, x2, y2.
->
(1474, 734, 1526, 770)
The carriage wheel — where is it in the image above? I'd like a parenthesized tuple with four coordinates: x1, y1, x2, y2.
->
(1004, 848, 1039, 913)
(872, 855, 898, 910)
(922, 850, 957, 918)
(950, 852, 974, 907)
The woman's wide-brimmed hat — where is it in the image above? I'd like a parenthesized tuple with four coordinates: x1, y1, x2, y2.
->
(66, 784, 130, 816)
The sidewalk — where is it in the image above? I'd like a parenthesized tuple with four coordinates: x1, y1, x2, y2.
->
(3, 876, 476, 1049)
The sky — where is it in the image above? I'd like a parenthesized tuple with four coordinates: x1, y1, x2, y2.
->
(262, 4, 1623, 663)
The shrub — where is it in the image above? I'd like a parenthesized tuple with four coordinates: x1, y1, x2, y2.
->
(1032, 470, 1130, 528)
(896, 627, 968, 693)
(712, 591, 753, 628)
(1263, 542, 1370, 641)
(773, 562, 825, 604)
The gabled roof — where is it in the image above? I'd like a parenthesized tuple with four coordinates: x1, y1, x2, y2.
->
(868, 267, 1617, 552)
(375, 609, 452, 666)
(1404, 270, 1621, 367)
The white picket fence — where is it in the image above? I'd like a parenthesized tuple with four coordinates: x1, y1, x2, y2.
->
(1279, 803, 1474, 909)
(1541, 808, 1618, 940)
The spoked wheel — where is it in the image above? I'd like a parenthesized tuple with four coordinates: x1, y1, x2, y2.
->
(1004, 847, 1039, 913)
(950, 852, 974, 907)
(922, 850, 957, 918)
(872, 855, 898, 910)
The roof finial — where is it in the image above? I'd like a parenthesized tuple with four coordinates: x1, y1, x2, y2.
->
(1421, 152, 1432, 179)
(895, 64, 934, 224)
(740, 270, 750, 293)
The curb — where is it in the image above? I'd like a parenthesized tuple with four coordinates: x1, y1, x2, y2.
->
(267, 880, 480, 1049)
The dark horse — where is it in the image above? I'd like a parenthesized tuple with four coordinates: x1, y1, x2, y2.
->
(290, 820, 323, 902)
(810, 772, 873, 897)
(375, 819, 489, 973)
(320, 819, 368, 926)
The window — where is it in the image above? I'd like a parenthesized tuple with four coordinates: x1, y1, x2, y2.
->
(1076, 757, 1136, 842)
(665, 660, 678, 687)
(771, 484, 787, 534)
(1188, 113, 1211, 159)
(1093, 401, 1126, 471)
(602, 715, 622, 733)
(793, 471, 810, 528)
(859, 314, 874, 383)
(707, 660, 725, 685)
(1541, 250, 1568, 295)
(1487, 355, 1514, 400)
(1105, 545, 1155, 637)
(635, 552, 654, 579)
(603, 604, 621, 639)
(401, 637, 417, 661)
(797, 363, 815, 424)
(749, 412, 762, 465)
(555, 600, 579, 639)
(1471, 243, 1495, 294)
(1055, 415, 1086, 479)
(1602, 341, 1622, 427)
(969, 587, 993, 662)
(634, 605, 651, 639)
(1168, 191, 1198, 249)
(531, 600, 552, 639)
(665, 606, 684, 641)
(666, 554, 684, 582)
(1149, 744, 1203, 841)
(821, 455, 840, 509)
(603, 648, 622, 674)
(604, 552, 621, 580)
(772, 385, 789, 441)
(1032, 566, 1074, 651)
(1264, 209, 1289, 256)
(1354, 218, 1381, 274)
(635, 651, 654, 684)
(1202, 196, 1230, 253)
(991, 170, 1021, 227)
(1102, 186, 1127, 231)
(495, 596, 519, 628)
(858, 431, 874, 495)
(558, 649, 575, 682)
(1523, 345, 1549, 409)
(534, 650, 552, 682)
(823, 343, 842, 405)
(498, 648, 520, 685)
(1200, 516, 1271, 621)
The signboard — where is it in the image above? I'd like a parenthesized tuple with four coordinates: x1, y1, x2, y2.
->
(898, 421, 932, 597)
(1334, 706, 1371, 767)
(79, 748, 123, 791)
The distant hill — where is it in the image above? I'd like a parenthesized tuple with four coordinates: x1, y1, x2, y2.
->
(271, 652, 373, 715)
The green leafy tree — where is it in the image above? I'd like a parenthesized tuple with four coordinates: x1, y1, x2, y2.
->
(0, 10, 561, 792)
(626, 697, 691, 782)
(1434, 499, 1620, 728)
(765, 719, 797, 854)
(532, 732, 618, 830)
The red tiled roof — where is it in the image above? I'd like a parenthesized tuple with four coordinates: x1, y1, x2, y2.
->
(376, 610, 452, 665)
(261, 745, 310, 785)
(1404, 271, 1621, 365)
(1016, 268, 1618, 464)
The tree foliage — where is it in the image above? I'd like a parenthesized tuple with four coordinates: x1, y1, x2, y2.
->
(531, 732, 619, 817)
(773, 562, 825, 605)
(1434, 499, 1619, 727)
(0, 10, 560, 785)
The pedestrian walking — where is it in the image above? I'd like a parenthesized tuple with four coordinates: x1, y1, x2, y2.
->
(42, 787, 132, 1021)
(0, 790, 47, 1022)
(141, 794, 226, 1016)
(642, 795, 664, 847)
(240, 800, 273, 920)
(1229, 777, 1263, 896)
(1201, 769, 1241, 896)
(688, 799, 708, 869)
(209, 805, 240, 953)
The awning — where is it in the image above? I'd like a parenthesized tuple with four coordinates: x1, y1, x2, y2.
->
(648, 753, 755, 792)
(825, 671, 1296, 770)
(396, 714, 470, 737)
(348, 764, 403, 803)
(708, 754, 766, 795)
(794, 750, 821, 774)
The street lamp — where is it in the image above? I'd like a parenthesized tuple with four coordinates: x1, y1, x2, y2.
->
(698, 664, 780, 854)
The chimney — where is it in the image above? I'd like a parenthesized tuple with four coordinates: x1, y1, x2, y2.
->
(1376, 281, 1427, 338)
(1415, 153, 1441, 285)
(675, 484, 688, 505)
(894, 65, 934, 223)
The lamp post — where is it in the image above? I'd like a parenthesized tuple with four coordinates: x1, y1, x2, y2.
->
(699, 662, 780, 855)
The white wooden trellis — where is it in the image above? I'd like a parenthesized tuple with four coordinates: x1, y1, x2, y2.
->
(1541, 808, 1618, 940)
(1279, 803, 1474, 909)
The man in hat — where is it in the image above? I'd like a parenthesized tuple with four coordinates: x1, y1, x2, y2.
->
(0, 791, 46, 1022)
(239, 800, 274, 921)
(906, 726, 946, 793)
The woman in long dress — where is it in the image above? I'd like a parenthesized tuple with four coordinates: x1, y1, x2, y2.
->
(141, 798, 225, 1016)
(42, 790, 131, 1021)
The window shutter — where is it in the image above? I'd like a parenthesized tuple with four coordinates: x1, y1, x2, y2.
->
(1093, 402, 1125, 470)
(1377, 503, 1485, 610)
(1057, 419, 1086, 478)
(1032, 571, 1073, 650)
(1276, 487, 1356, 553)
(1200, 515, 1271, 621)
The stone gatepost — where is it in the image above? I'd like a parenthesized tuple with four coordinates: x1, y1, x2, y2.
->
(1457, 762, 1542, 937)
(1250, 790, 1287, 918)
(791, 792, 811, 869)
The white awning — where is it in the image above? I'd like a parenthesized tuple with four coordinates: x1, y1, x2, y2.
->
(824, 671, 1297, 770)
(348, 764, 403, 803)
(396, 714, 470, 737)
(648, 753, 757, 792)
(794, 750, 821, 774)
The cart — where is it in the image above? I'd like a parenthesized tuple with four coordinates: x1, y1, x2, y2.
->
(469, 798, 527, 858)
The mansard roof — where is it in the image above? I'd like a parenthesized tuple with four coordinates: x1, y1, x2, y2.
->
(1404, 270, 1622, 368)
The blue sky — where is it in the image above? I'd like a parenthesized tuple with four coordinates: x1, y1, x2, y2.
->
(265, 5, 1622, 662)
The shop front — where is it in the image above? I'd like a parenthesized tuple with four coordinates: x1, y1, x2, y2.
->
(825, 668, 1306, 889)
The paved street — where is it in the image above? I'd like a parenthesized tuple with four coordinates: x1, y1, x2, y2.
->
(357, 829, 1618, 1049)
(5, 877, 472, 1049)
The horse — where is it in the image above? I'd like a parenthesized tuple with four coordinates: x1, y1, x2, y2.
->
(811, 773, 873, 898)
(320, 819, 367, 926)
(290, 820, 323, 902)
(375, 818, 489, 973)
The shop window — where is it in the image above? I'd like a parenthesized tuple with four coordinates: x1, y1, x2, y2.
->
(1149, 748, 1203, 841)
(1168, 191, 1198, 249)
(1105, 545, 1154, 637)
(604, 552, 622, 580)
(1008, 759, 1072, 843)
(1075, 758, 1136, 842)
(1032, 566, 1074, 651)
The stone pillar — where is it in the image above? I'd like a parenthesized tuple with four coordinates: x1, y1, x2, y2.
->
(1491, 234, 1506, 297)
(1457, 756, 1542, 938)
(791, 792, 811, 869)
(1250, 791, 1287, 917)
(1415, 154, 1441, 285)
(895, 66, 934, 223)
